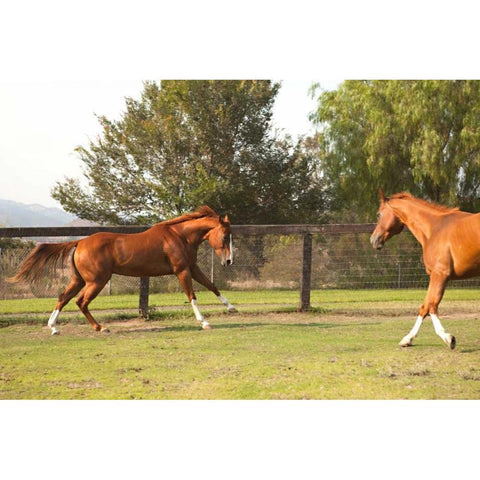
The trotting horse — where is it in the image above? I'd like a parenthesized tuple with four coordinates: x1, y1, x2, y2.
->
(369, 189, 480, 349)
(8, 206, 236, 335)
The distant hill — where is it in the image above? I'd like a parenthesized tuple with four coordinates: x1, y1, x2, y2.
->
(0, 199, 77, 227)
(64, 218, 99, 227)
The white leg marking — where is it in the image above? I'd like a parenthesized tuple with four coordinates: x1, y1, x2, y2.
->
(218, 294, 237, 313)
(191, 299, 203, 321)
(399, 315, 423, 346)
(410, 315, 423, 337)
(229, 235, 233, 264)
(431, 313, 453, 346)
(191, 299, 210, 329)
(48, 309, 60, 335)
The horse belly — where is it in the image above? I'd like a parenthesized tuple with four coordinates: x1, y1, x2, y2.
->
(449, 216, 480, 279)
(451, 250, 480, 279)
(112, 238, 174, 277)
(112, 260, 173, 277)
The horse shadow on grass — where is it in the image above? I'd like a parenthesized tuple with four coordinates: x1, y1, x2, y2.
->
(459, 347, 480, 353)
(115, 321, 376, 335)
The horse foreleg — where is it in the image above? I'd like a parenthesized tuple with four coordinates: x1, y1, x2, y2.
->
(399, 314, 425, 347)
(191, 265, 237, 313)
(176, 269, 211, 329)
(427, 273, 455, 349)
(430, 313, 456, 349)
(400, 273, 455, 349)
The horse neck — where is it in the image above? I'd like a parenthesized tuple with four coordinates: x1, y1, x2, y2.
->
(172, 217, 218, 245)
(389, 198, 443, 247)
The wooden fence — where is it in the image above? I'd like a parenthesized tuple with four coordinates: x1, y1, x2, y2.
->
(0, 223, 376, 315)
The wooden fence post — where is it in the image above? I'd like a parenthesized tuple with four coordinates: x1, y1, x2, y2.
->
(298, 233, 312, 312)
(139, 276, 150, 318)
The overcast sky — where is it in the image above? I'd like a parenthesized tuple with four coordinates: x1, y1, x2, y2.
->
(0, 79, 339, 208)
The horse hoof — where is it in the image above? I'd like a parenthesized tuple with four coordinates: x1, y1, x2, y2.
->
(51, 328, 60, 336)
(202, 323, 212, 330)
(228, 307, 237, 313)
(100, 326, 110, 334)
(399, 336, 412, 347)
(447, 335, 456, 350)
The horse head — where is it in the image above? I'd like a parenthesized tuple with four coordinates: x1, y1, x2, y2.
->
(207, 214, 233, 266)
(370, 188, 404, 250)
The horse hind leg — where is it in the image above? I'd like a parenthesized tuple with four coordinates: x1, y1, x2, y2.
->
(48, 275, 85, 335)
(76, 280, 110, 333)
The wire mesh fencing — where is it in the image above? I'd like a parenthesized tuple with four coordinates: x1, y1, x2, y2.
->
(3, 229, 480, 301)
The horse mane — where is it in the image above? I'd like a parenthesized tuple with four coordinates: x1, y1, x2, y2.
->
(160, 206, 219, 226)
(389, 192, 459, 213)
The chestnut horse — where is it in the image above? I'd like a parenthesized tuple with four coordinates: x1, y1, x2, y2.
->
(9, 206, 236, 335)
(370, 189, 480, 349)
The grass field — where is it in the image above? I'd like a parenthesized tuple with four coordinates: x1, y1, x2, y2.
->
(1, 289, 480, 399)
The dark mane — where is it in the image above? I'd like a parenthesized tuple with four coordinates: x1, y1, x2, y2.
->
(390, 192, 459, 213)
(160, 206, 219, 226)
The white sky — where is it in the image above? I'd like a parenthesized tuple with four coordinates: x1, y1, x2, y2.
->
(0, 79, 338, 208)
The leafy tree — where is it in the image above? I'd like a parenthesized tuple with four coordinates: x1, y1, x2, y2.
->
(53, 80, 329, 224)
(311, 80, 480, 220)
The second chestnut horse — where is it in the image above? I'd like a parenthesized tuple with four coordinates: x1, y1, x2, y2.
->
(370, 189, 480, 349)
(9, 206, 236, 334)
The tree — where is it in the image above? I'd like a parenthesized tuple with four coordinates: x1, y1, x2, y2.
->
(311, 80, 480, 220)
(53, 80, 329, 225)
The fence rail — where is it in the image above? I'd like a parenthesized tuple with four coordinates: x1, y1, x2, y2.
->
(0, 224, 376, 314)
(6, 223, 478, 315)
(0, 224, 376, 238)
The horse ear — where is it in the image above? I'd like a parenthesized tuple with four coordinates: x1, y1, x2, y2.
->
(379, 188, 386, 203)
(223, 214, 230, 224)
(219, 214, 229, 225)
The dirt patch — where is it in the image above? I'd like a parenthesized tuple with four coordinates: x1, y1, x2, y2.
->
(5, 306, 480, 340)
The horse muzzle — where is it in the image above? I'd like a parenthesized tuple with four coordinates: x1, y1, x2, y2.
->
(221, 254, 233, 267)
(370, 233, 384, 250)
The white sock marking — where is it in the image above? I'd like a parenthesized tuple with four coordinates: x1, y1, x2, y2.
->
(399, 315, 423, 346)
(217, 294, 236, 312)
(48, 309, 60, 328)
(431, 313, 450, 342)
(48, 309, 60, 335)
(191, 299, 204, 322)
(410, 315, 423, 337)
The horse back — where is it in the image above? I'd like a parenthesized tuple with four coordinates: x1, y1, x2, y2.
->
(74, 227, 190, 278)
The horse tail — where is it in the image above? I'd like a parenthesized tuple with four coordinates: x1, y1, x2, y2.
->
(6, 240, 79, 284)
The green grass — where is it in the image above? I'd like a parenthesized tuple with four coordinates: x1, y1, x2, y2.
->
(1, 289, 480, 399)
(2, 287, 478, 315)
